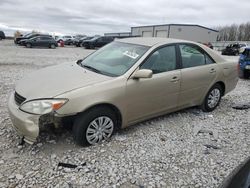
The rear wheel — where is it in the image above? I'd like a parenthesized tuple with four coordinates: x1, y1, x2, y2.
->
(73, 107, 117, 146)
(201, 84, 222, 112)
(26, 43, 32, 48)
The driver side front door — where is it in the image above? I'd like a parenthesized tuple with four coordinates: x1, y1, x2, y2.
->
(126, 45, 181, 124)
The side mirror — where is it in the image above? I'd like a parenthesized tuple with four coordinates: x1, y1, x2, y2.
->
(76, 59, 83, 64)
(132, 69, 153, 79)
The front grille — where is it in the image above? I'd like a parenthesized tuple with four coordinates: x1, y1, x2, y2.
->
(14, 92, 26, 106)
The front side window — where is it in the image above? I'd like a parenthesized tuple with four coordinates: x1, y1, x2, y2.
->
(180, 44, 206, 68)
(140, 45, 176, 74)
(80, 41, 149, 76)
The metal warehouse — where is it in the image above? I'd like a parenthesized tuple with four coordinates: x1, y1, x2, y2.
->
(131, 24, 218, 43)
(104, 32, 132, 37)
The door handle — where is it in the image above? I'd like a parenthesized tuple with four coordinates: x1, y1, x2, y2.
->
(170, 76, 179, 82)
(210, 68, 216, 73)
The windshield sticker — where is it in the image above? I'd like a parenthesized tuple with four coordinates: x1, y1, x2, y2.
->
(123, 51, 139, 59)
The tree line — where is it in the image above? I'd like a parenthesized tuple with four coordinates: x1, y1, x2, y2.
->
(215, 22, 250, 41)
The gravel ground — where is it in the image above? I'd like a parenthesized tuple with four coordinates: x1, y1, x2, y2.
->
(0, 40, 249, 188)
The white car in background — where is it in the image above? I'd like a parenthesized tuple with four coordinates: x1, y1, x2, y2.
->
(56, 35, 74, 45)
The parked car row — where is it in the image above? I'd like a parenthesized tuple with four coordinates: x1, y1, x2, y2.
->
(12, 32, 114, 49)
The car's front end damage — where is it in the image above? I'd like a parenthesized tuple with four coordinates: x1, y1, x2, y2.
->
(8, 92, 39, 144)
(8, 91, 68, 144)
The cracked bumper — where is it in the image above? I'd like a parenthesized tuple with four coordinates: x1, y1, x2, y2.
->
(8, 93, 39, 144)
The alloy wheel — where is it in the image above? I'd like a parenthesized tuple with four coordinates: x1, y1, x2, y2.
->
(207, 88, 221, 108)
(86, 116, 114, 145)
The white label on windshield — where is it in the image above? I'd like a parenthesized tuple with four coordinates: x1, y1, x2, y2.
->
(123, 51, 139, 59)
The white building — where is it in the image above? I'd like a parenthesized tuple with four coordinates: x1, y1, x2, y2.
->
(131, 24, 218, 43)
(104, 32, 132, 37)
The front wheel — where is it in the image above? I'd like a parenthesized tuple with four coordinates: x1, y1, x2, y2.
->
(73, 107, 117, 146)
(201, 84, 222, 112)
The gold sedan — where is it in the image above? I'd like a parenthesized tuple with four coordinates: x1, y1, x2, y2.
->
(8, 37, 238, 146)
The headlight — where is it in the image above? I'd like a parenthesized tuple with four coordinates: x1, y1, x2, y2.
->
(20, 99, 68, 115)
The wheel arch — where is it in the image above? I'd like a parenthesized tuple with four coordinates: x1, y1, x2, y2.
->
(76, 103, 123, 129)
(215, 81, 225, 96)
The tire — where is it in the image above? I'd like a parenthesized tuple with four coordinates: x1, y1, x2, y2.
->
(73, 107, 117, 146)
(50, 44, 56, 49)
(26, 43, 31, 48)
(235, 51, 239, 56)
(243, 70, 250, 79)
(201, 84, 222, 112)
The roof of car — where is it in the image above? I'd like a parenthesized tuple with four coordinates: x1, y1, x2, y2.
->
(116, 37, 195, 47)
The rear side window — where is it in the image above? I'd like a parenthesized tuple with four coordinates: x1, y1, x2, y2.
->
(179, 44, 214, 68)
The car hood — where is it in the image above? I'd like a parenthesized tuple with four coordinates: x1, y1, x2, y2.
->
(15, 62, 113, 100)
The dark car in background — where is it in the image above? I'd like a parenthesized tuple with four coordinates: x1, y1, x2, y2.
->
(15, 33, 38, 44)
(18, 34, 52, 46)
(15, 33, 52, 44)
(24, 36, 58, 49)
(239, 47, 250, 79)
(222, 43, 247, 56)
(74, 36, 94, 47)
(82, 36, 114, 49)
(0, 31, 6, 40)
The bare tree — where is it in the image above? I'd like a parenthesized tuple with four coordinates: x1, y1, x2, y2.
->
(215, 22, 250, 41)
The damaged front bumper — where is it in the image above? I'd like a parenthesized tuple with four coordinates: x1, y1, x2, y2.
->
(8, 93, 39, 144)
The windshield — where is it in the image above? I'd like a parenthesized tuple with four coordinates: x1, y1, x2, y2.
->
(80, 41, 149, 76)
(24, 33, 32, 37)
(88, 37, 99, 41)
(29, 37, 37, 40)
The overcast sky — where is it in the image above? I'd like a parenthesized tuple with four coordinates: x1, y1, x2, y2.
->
(0, 0, 249, 36)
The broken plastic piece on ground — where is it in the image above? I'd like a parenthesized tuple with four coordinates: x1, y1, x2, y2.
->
(18, 136, 25, 145)
(204, 144, 221, 150)
(232, 103, 250, 110)
(58, 162, 86, 169)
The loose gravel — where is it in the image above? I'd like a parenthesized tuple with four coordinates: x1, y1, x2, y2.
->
(0, 40, 249, 188)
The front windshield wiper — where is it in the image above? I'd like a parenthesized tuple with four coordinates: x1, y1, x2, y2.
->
(82, 65, 102, 74)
